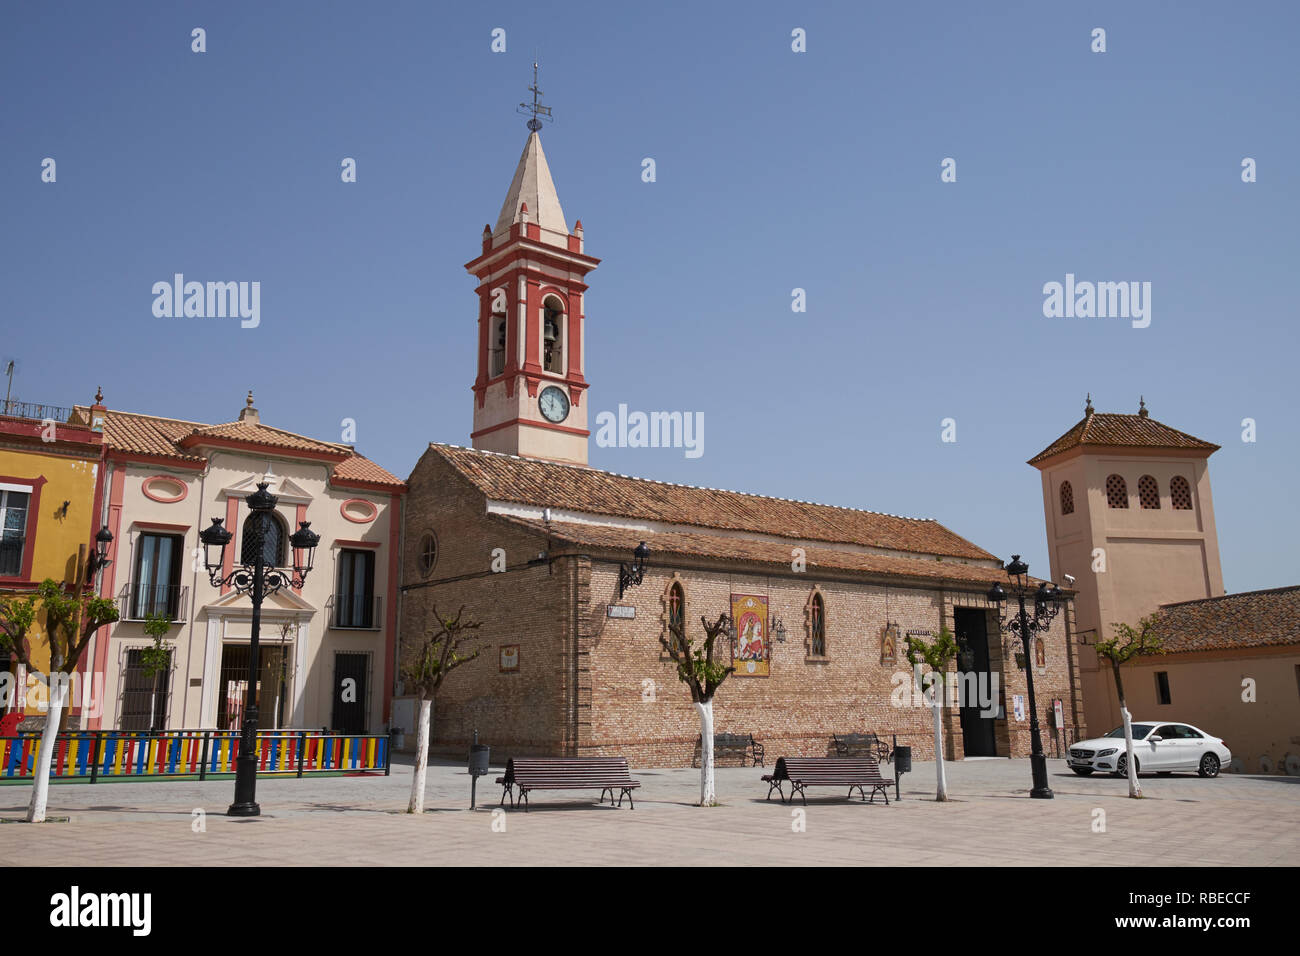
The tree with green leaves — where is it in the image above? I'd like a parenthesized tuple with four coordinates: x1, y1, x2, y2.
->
(0, 579, 118, 822)
(1096, 615, 1165, 798)
(399, 604, 484, 813)
(138, 613, 174, 729)
(905, 625, 959, 802)
(664, 612, 735, 806)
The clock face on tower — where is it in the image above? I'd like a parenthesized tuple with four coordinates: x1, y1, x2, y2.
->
(539, 385, 570, 423)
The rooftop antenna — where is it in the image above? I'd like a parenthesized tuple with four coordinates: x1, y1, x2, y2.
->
(3, 359, 14, 415)
(517, 61, 553, 132)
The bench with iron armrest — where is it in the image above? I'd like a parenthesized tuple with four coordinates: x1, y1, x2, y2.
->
(496, 757, 640, 811)
(693, 732, 765, 768)
(762, 756, 892, 805)
(832, 732, 892, 762)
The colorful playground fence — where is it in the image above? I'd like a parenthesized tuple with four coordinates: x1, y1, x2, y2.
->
(0, 728, 390, 783)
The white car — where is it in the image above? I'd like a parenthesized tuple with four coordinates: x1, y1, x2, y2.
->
(1067, 722, 1231, 778)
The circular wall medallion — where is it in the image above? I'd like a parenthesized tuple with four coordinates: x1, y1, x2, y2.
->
(340, 498, 378, 524)
(418, 532, 438, 577)
(142, 475, 188, 503)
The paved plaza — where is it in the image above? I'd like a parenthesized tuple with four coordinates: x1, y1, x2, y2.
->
(2, 757, 1296, 867)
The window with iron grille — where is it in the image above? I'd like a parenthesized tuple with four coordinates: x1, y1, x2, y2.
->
(0, 489, 30, 577)
(489, 314, 507, 377)
(1105, 474, 1129, 509)
(1138, 475, 1161, 510)
(119, 648, 171, 731)
(133, 533, 184, 619)
(217, 643, 293, 731)
(1171, 475, 1193, 510)
(335, 549, 375, 628)
(809, 592, 826, 656)
(664, 581, 685, 653)
(240, 511, 286, 567)
(1059, 481, 1074, 515)
(331, 651, 372, 734)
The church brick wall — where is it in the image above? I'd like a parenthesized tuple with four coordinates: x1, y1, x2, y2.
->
(400, 448, 1082, 768)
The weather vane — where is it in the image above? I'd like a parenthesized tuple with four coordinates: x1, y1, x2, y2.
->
(517, 61, 553, 132)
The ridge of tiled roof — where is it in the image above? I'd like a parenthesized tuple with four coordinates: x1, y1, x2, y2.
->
(494, 516, 1031, 588)
(428, 443, 996, 561)
(1149, 586, 1300, 654)
(1029, 411, 1219, 466)
(182, 419, 351, 457)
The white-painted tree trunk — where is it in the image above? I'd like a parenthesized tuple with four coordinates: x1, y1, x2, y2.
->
(407, 696, 432, 814)
(1120, 705, 1141, 798)
(931, 675, 948, 802)
(27, 675, 68, 823)
(695, 700, 715, 806)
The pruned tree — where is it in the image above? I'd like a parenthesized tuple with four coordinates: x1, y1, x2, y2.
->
(905, 625, 959, 802)
(0, 579, 118, 822)
(0, 592, 39, 714)
(1096, 615, 1165, 798)
(399, 604, 484, 813)
(138, 613, 174, 730)
(663, 612, 735, 806)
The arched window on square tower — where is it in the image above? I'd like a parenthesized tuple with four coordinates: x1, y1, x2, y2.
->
(543, 296, 565, 374)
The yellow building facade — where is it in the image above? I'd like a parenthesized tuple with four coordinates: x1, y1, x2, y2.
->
(0, 396, 106, 719)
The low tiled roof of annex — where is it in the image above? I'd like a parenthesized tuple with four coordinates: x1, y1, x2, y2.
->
(428, 443, 995, 560)
(1150, 586, 1300, 654)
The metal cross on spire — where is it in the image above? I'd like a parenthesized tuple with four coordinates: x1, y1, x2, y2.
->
(517, 61, 553, 132)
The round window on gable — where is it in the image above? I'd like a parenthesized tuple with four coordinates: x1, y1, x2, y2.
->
(418, 532, 438, 577)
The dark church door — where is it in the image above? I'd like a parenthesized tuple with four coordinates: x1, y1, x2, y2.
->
(954, 608, 998, 757)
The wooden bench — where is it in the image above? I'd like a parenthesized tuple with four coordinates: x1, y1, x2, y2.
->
(496, 757, 640, 811)
(692, 733, 765, 768)
(832, 732, 892, 762)
(762, 756, 892, 805)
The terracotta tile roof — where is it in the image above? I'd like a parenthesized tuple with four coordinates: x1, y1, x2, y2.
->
(430, 444, 995, 560)
(77, 406, 403, 488)
(181, 420, 350, 457)
(1151, 587, 1300, 654)
(333, 454, 404, 488)
(494, 517, 1035, 589)
(1029, 411, 1219, 466)
(97, 409, 208, 463)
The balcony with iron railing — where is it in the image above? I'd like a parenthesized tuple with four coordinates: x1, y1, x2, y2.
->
(329, 593, 382, 630)
(117, 583, 189, 623)
(0, 537, 25, 577)
(0, 399, 74, 423)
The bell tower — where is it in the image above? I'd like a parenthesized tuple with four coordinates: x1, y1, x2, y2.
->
(465, 67, 599, 466)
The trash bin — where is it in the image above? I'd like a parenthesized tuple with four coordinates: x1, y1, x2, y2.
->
(894, 745, 912, 775)
(468, 743, 490, 777)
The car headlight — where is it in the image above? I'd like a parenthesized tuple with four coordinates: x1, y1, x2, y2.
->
(1097, 748, 1117, 757)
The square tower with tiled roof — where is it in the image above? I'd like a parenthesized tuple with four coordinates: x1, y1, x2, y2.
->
(1029, 396, 1225, 734)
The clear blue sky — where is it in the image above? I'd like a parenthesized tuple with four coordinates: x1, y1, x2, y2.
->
(3, 2, 1296, 592)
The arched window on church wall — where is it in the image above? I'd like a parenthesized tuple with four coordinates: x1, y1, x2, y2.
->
(1060, 481, 1074, 515)
(662, 578, 686, 655)
(805, 588, 828, 659)
(1171, 475, 1193, 510)
(1106, 474, 1129, 509)
(1138, 475, 1161, 509)
(542, 296, 565, 374)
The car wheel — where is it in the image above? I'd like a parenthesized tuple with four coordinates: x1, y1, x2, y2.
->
(1199, 754, 1220, 778)
(1114, 754, 1140, 777)
(1071, 768, 1094, 776)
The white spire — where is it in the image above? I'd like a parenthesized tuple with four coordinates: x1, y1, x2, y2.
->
(494, 132, 569, 244)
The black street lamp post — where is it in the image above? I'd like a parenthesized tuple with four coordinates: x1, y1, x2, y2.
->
(199, 482, 319, 817)
(987, 555, 1064, 800)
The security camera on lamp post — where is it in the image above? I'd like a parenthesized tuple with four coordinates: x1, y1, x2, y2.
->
(987, 555, 1064, 800)
(198, 482, 319, 817)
